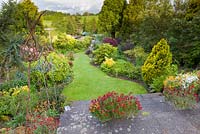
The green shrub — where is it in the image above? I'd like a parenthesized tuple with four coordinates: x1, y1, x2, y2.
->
(0, 86, 38, 117)
(0, 79, 27, 92)
(31, 52, 73, 88)
(101, 59, 142, 80)
(150, 64, 178, 92)
(76, 36, 92, 50)
(142, 39, 172, 84)
(36, 86, 66, 113)
(53, 34, 92, 52)
(0, 95, 12, 116)
(66, 51, 74, 61)
(53, 33, 77, 51)
(100, 57, 116, 72)
(6, 113, 26, 128)
(124, 46, 148, 66)
(93, 43, 117, 65)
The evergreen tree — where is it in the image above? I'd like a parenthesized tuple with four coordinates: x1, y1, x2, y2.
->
(98, 0, 127, 38)
(18, 0, 44, 34)
(142, 39, 172, 84)
(0, 0, 19, 48)
(132, 0, 173, 51)
(120, 0, 145, 39)
(186, 0, 200, 20)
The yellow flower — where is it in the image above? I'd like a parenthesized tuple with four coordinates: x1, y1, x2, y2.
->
(12, 89, 21, 96)
(103, 57, 115, 67)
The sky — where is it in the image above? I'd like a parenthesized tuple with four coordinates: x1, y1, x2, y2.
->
(0, 0, 104, 14)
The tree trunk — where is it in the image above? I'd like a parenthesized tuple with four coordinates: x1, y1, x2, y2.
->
(111, 31, 116, 38)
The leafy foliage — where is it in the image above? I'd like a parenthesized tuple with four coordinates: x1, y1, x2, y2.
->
(120, 0, 200, 68)
(167, 11, 200, 67)
(150, 64, 178, 92)
(89, 91, 142, 122)
(0, 36, 24, 79)
(31, 52, 73, 88)
(124, 46, 148, 66)
(53, 33, 77, 50)
(35, 86, 66, 113)
(120, 0, 144, 39)
(103, 37, 118, 47)
(142, 39, 172, 84)
(53, 33, 92, 52)
(0, 86, 37, 117)
(43, 11, 98, 35)
(98, 0, 127, 38)
(101, 59, 141, 80)
(92, 44, 117, 65)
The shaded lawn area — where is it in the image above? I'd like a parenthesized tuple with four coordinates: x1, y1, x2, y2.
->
(63, 52, 147, 101)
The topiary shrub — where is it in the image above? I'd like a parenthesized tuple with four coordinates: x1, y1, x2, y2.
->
(92, 43, 117, 65)
(142, 39, 172, 84)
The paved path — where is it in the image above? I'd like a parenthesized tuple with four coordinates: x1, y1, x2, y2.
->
(58, 93, 200, 134)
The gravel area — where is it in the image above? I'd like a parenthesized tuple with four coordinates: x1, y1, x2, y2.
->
(58, 93, 200, 134)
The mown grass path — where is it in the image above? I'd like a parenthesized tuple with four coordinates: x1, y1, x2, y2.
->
(63, 52, 147, 101)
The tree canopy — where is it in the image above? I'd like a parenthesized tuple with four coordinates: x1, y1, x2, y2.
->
(98, 0, 127, 38)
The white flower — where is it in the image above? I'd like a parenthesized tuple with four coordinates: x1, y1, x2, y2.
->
(177, 73, 199, 89)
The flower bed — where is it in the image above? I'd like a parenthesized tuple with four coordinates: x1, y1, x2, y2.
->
(89, 91, 142, 122)
(163, 72, 200, 109)
(101, 58, 141, 80)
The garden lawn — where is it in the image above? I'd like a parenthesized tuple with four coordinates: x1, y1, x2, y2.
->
(63, 52, 147, 101)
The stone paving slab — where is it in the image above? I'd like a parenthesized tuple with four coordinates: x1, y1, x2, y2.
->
(58, 93, 200, 134)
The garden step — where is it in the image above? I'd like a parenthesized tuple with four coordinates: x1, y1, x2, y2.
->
(58, 93, 200, 134)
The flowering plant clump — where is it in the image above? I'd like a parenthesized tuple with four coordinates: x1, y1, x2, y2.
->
(27, 113, 60, 133)
(163, 72, 200, 109)
(0, 85, 29, 96)
(103, 37, 118, 47)
(102, 57, 115, 68)
(89, 91, 142, 122)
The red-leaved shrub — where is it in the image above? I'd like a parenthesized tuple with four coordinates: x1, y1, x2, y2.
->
(103, 37, 118, 47)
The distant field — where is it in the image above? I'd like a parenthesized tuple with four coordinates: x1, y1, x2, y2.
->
(43, 13, 98, 35)
(43, 20, 52, 28)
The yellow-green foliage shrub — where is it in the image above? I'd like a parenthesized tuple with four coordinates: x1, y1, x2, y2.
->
(53, 33, 77, 50)
(76, 36, 92, 50)
(142, 39, 172, 84)
(100, 57, 116, 73)
(0, 86, 37, 117)
(93, 43, 117, 65)
(31, 52, 73, 88)
(53, 34, 92, 52)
